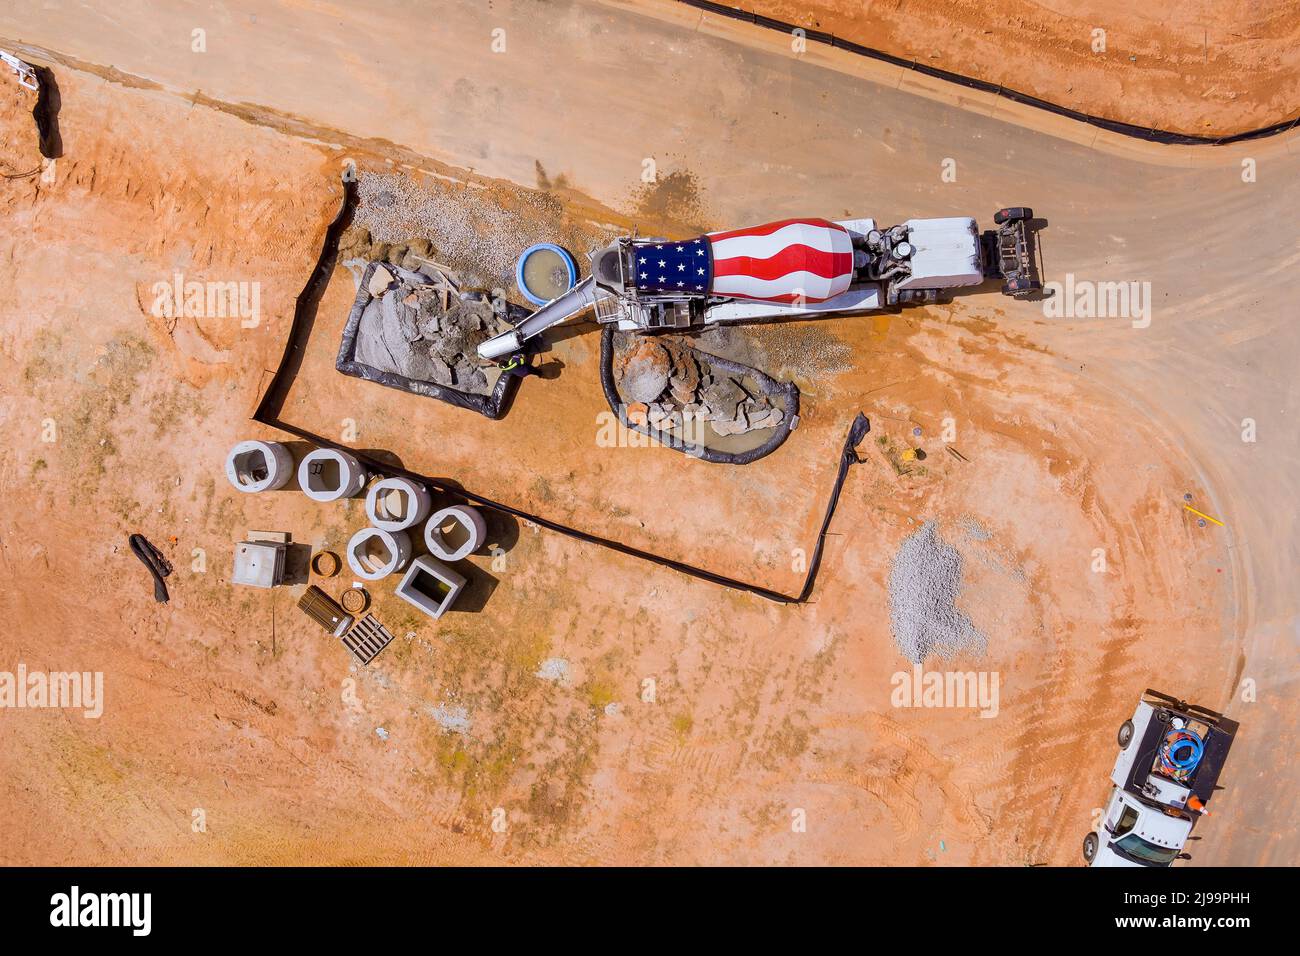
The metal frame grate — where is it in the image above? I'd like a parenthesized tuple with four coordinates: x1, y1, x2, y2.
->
(341, 614, 395, 666)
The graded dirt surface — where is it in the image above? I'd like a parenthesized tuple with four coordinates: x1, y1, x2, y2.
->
(731, 0, 1300, 137)
(0, 2, 1295, 866)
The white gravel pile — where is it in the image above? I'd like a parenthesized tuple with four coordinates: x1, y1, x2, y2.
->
(888, 521, 986, 663)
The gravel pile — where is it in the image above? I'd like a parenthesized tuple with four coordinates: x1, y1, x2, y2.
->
(356, 172, 567, 289)
(888, 521, 986, 663)
(749, 323, 855, 379)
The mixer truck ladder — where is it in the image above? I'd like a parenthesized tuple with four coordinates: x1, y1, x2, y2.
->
(1, 51, 39, 92)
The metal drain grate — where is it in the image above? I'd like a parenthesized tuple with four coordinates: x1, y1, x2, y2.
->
(341, 613, 395, 666)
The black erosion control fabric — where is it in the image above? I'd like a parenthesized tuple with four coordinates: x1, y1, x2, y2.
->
(129, 534, 173, 604)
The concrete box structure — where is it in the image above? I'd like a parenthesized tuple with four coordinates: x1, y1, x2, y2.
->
(232, 540, 287, 588)
(366, 477, 433, 531)
(345, 527, 412, 581)
(424, 505, 486, 562)
(395, 554, 466, 620)
(225, 440, 294, 494)
(298, 448, 367, 502)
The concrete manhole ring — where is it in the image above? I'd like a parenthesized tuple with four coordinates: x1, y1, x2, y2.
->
(346, 527, 412, 581)
(366, 477, 433, 532)
(224, 439, 294, 494)
(424, 505, 487, 562)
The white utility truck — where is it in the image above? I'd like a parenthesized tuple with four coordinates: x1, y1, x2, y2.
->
(1082, 689, 1238, 867)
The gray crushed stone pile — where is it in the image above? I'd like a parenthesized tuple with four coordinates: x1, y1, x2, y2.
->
(888, 521, 986, 663)
(354, 263, 511, 395)
(355, 171, 571, 290)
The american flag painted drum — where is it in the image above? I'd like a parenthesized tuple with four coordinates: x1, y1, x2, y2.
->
(630, 218, 855, 304)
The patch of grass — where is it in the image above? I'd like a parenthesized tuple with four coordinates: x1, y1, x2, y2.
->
(148, 384, 205, 440)
(22, 328, 63, 390)
(528, 475, 556, 504)
(583, 679, 617, 711)
(51, 332, 156, 485)
(503, 630, 550, 677)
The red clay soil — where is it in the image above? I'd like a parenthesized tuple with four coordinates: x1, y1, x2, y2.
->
(714, 0, 1300, 137)
(0, 71, 1240, 865)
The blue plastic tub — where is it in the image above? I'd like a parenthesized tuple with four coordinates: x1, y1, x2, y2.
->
(516, 243, 577, 306)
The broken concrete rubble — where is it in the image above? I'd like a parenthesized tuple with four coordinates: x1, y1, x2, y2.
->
(613, 336, 785, 437)
(351, 261, 512, 395)
(619, 339, 671, 404)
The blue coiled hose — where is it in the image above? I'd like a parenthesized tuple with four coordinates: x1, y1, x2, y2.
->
(1160, 728, 1205, 773)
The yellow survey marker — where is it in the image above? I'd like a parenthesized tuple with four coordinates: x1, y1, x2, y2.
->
(1183, 504, 1225, 527)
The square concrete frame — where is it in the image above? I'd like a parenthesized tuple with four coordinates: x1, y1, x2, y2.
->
(395, 555, 466, 620)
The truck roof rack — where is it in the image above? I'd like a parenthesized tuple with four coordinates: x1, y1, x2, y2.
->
(1141, 688, 1227, 724)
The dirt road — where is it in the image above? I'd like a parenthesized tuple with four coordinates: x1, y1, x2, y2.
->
(0, 1, 1294, 865)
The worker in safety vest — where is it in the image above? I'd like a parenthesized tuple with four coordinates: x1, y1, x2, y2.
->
(499, 351, 535, 380)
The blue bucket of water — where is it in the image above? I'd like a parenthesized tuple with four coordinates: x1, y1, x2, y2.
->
(517, 243, 577, 306)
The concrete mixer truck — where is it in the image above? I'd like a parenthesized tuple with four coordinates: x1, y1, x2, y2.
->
(478, 207, 1040, 360)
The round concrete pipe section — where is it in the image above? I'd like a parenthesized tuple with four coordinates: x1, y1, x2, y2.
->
(366, 477, 432, 531)
(298, 448, 367, 502)
(346, 527, 412, 581)
(424, 505, 487, 561)
(224, 440, 294, 493)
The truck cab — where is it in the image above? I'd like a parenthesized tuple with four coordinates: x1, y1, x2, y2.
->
(1082, 689, 1238, 867)
(1089, 789, 1191, 867)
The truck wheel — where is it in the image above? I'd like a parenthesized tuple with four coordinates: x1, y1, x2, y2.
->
(994, 206, 1033, 224)
(1082, 832, 1099, 863)
(1118, 719, 1135, 749)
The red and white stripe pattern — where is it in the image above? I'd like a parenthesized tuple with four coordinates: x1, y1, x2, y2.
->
(707, 218, 854, 303)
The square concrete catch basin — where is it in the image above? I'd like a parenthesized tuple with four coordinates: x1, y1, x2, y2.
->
(395, 555, 466, 620)
(232, 541, 287, 588)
